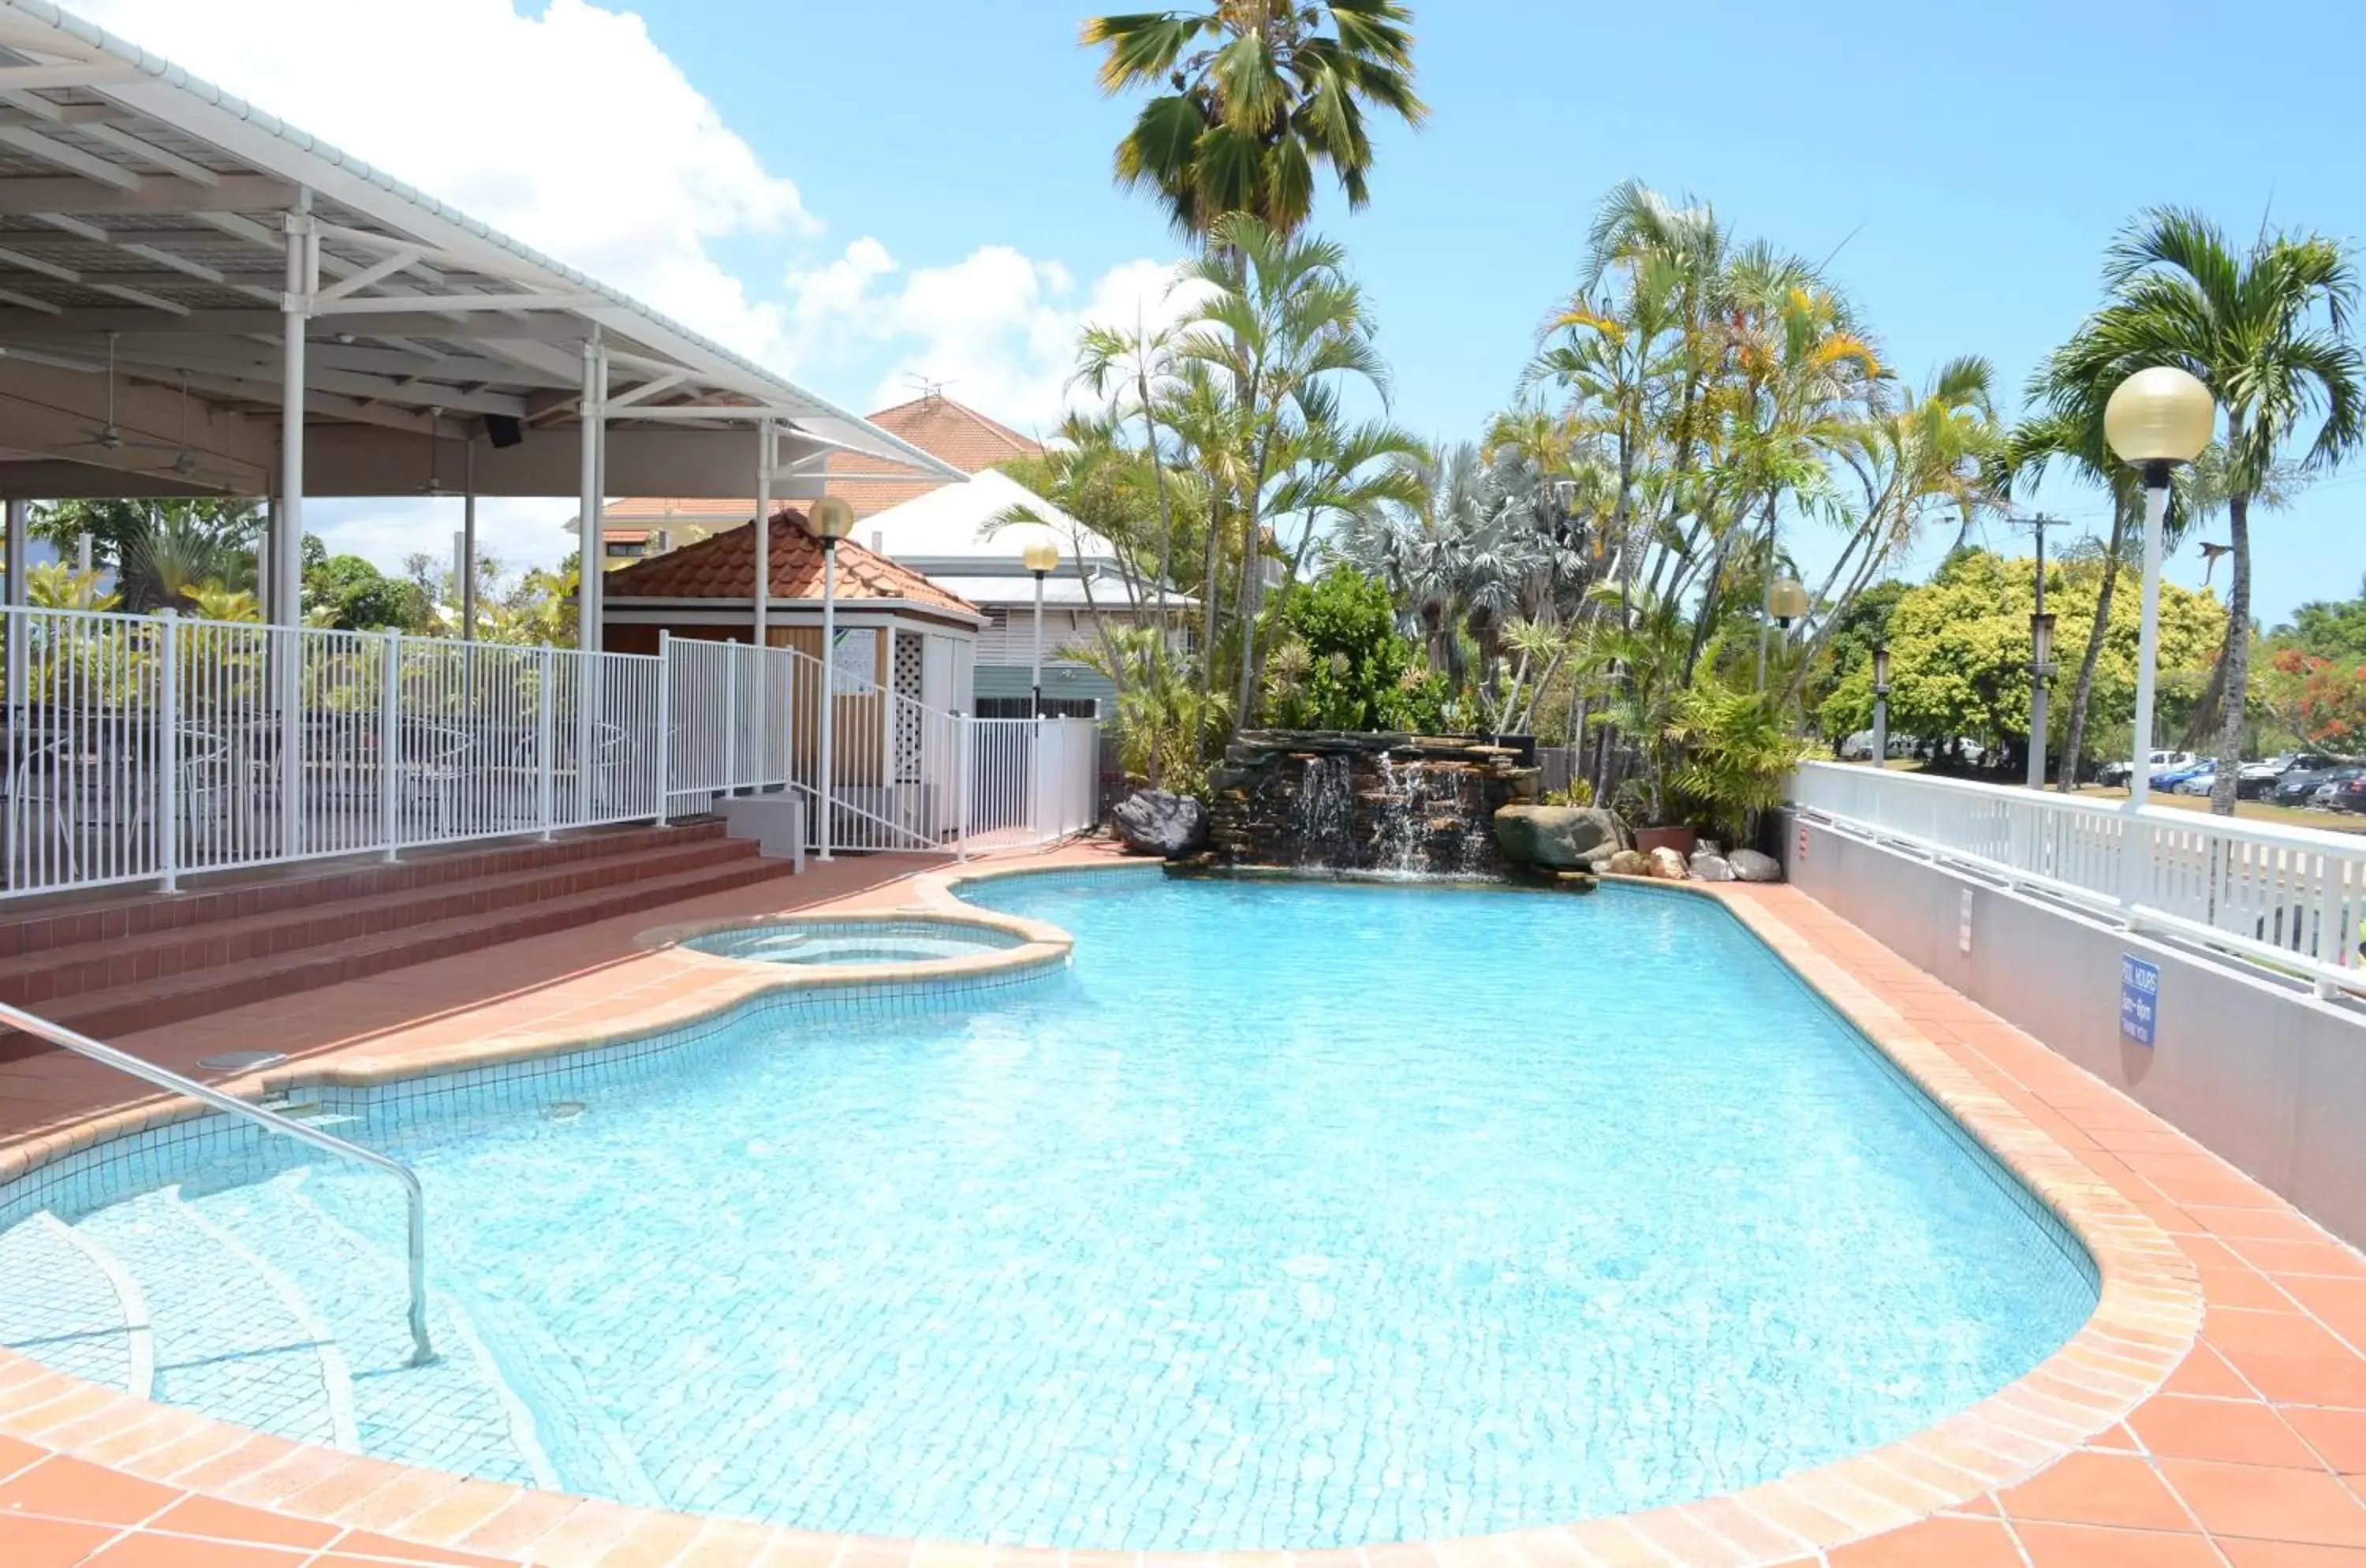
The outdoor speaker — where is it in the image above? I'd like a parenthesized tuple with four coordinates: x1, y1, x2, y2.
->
(483, 414, 524, 449)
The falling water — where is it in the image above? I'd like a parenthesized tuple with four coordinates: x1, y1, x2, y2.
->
(1292, 753, 1357, 869)
(1371, 756, 1487, 878)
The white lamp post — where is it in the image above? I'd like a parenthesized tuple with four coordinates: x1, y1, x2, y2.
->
(2103, 367, 2215, 815)
(1871, 641, 1891, 769)
(1760, 573, 1810, 689)
(1022, 536, 1060, 719)
(805, 495, 856, 861)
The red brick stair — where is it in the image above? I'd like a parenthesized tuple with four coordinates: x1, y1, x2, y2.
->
(0, 822, 793, 1058)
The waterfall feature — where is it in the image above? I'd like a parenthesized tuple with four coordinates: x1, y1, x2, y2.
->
(1371, 756, 1489, 878)
(1203, 731, 1539, 876)
(1293, 753, 1357, 870)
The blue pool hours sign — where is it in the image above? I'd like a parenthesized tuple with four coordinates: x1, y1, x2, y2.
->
(2119, 955, 2160, 1047)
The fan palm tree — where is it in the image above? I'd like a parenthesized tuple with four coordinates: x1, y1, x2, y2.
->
(1083, 1, 1427, 239)
(2055, 208, 2364, 812)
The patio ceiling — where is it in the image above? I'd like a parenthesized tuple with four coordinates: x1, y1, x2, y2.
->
(0, 0, 961, 502)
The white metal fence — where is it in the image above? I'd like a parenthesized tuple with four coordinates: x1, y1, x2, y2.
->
(1, 604, 1099, 899)
(1790, 760, 2366, 996)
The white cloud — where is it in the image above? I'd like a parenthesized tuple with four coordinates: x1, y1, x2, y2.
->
(782, 245, 1195, 433)
(70, 0, 1177, 566)
(74, 0, 808, 356)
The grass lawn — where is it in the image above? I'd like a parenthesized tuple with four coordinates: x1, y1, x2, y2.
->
(1847, 759, 2366, 834)
(2063, 784, 2366, 834)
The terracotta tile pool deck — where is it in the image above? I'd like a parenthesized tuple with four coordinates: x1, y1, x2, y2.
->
(0, 845, 2362, 1566)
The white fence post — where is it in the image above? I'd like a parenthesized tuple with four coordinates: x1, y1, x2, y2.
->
(379, 630, 401, 861)
(537, 646, 555, 842)
(156, 612, 178, 894)
(655, 631, 671, 828)
(723, 645, 738, 798)
(955, 713, 972, 863)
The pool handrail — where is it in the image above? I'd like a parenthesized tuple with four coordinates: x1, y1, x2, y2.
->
(0, 999, 434, 1365)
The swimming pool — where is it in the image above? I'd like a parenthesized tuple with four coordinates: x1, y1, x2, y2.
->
(2, 871, 2095, 1551)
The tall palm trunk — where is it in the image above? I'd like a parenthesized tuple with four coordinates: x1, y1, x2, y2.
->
(2207, 489, 2252, 816)
(2056, 501, 2129, 793)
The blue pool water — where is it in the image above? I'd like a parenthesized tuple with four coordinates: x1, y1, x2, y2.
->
(69, 873, 2095, 1547)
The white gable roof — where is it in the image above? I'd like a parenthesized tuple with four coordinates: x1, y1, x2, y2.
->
(861, 469, 1114, 562)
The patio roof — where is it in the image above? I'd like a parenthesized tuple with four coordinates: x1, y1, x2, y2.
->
(0, 0, 961, 503)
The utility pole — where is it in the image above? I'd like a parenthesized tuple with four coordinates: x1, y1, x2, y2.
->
(2013, 516, 2066, 788)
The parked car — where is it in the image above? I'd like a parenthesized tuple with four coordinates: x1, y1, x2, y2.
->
(2153, 757, 2216, 790)
(2275, 762, 2357, 806)
(2174, 767, 2219, 796)
(2099, 749, 2194, 787)
(2243, 752, 2342, 800)
(2331, 774, 2366, 813)
(2308, 767, 2365, 807)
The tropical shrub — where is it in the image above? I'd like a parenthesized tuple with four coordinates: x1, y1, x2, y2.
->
(1260, 566, 1441, 731)
(1664, 681, 1813, 845)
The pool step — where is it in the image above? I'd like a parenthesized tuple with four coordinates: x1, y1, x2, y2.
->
(74, 1188, 349, 1450)
(0, 819, 799, 1058)
(186, 1171, 550, 1487)
(0, 1211, 151, 1398)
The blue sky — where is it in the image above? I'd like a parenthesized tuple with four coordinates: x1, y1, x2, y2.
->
(78, 0, 2366, 622)
(627, 0, 2366, 625)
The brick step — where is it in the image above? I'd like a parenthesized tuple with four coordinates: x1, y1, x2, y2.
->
(0, 849, 793, 1058)
(0, 834, 763, 1010)
(0, 820, 730, 961)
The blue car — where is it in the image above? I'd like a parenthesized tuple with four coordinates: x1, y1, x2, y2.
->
(2151, 758, 2217, 789)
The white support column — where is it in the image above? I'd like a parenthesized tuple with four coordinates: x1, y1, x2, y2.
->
(3, 498, 24, 722)
(819, 541, 836, 862)
(576, 337, 603, 653)
(278, 199, 315, 860)
(5, 498, 25, 608)
(460, 439, 477, 641)
(752, 417, 772, 648)
(278, 203, 312, 626)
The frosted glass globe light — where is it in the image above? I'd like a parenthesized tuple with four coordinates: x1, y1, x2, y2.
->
(1021, 537, 1062, 574)
(2104, 367, 2215, 465)
(806, 495, 856, 541)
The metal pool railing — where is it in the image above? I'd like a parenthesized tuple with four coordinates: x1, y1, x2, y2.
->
(1790, 760, 2366, 997)
(0, 998, 434, 1365)
(1, 603, 1102, 898)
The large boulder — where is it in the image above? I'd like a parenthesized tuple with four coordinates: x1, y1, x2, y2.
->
(1646, 846, 1690, 880)
(1689, 850, 1736, 883)
(1729, 847, 1782, 883)
(1112, 790, 1209, 858)
(1605, 849, 1647, 875)
(1492, 805, 1627, 869)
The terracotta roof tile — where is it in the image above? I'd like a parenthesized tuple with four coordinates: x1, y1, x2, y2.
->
(602, 508, 980, 617)
(823, 394, 1046, 518)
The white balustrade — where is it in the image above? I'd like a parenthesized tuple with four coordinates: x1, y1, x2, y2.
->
(1791, 760, 2366, 995)
(2, 603, 1100, 898)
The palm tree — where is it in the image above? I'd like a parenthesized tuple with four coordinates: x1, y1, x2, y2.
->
(2058, 208, 2364, 813)
(1082, 1, 1427, 239)
(1175, 211, 1391, 715)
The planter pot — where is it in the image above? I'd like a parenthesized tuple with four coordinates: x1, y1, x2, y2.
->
(1633, 825, 1697, 859)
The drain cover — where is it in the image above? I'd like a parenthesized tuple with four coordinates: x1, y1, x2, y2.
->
(197, 1050, 288, 1073)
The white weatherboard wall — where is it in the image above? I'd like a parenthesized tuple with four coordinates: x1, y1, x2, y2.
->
(1781, 812, 2366, 1248)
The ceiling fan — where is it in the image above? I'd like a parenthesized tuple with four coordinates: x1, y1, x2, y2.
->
(59, 332, 183, 460)
(137, 374, 252, 491)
